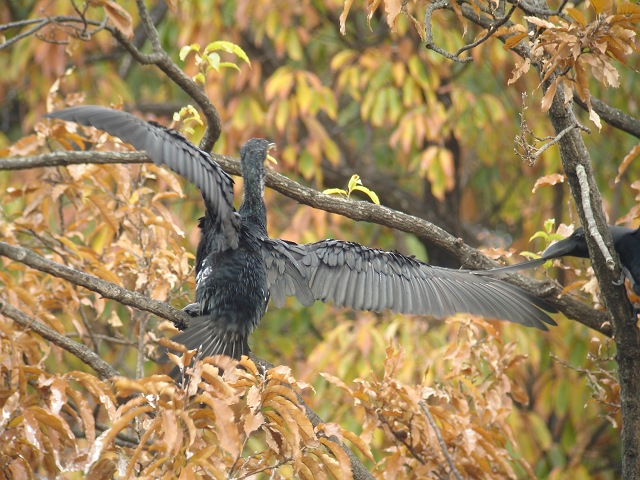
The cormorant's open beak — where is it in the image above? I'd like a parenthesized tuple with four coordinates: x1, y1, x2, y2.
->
(266, 143, 278, 165)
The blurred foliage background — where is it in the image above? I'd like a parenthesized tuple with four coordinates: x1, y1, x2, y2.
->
(1, 0, 638, 477)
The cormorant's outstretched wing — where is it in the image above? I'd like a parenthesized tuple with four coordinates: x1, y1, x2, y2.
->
(472, 258, 548, 276)
(46, 106, 241, 249)
(259, 238, 315, 308)
(267, 239, 557, 329)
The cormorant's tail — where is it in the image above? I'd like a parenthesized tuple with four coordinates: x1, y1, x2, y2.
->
(161, 316, 249, 380)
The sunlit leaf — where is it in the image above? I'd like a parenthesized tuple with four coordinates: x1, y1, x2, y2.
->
(616, 144, 640, 183)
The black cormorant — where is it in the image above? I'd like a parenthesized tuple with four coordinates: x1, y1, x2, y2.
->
(46, 106, 557, 366)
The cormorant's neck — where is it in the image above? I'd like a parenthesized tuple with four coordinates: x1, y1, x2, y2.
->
(239, 174, 267, 233)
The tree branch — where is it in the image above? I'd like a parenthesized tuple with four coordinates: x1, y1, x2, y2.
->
(0, 299, 119, 379)
(575, 95, 640, 140)
(537, 25, 640, 480)
(420, 401, 464, 480)
(0, 150, 612, 334)
(0, 242, 191, 329)
(106, 0, 221, 150)
(425, 1, 474, 63)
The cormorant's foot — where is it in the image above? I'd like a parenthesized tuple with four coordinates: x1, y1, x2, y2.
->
(182, 303, 201, 317)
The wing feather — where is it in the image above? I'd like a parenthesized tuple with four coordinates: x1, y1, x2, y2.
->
(288, 240, 556, 329)
(46, 106, 240, 248)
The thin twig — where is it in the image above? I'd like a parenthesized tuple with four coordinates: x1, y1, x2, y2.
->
(516, 117, 590, 166)
(456, 0, 520, 56)
(0, 18, 49, 50)
(424, 1, 473, 63)
(419, 401, 464, 480)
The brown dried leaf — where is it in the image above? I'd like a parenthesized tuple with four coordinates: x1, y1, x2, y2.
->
(339, 0, 355, 35)
(384, 0, 402, 30)
(211, 398, 242, 456)
(503, 31, 528, 51)
(616, 144, 640, 183)
(342, 428, 375, 462)
(104, 1, 134, 38)
(9, 134, 44, 156)
(67, 387, 96, 444)
(532, 173, 565, 192)
(591, 0, 613, 15)
(540, 78, 559, 112)
(318, 439, 353, 480)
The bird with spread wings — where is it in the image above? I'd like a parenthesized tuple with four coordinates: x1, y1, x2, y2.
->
(46, 106, 557, 371)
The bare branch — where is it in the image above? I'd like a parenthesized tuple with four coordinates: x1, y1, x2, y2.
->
(0, 150, 148, 170)
(516, 119, 590, 166)
(105, 0, 221, 150)
(0, 300, 119, 379)
(424, 1, 473, 63)
(455, 0, 520, 57)
(0, 18, 49, 50)
(575, 95, 640, 140)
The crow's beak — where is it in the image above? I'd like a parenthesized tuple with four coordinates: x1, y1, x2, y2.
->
(266, 143, 278, 165)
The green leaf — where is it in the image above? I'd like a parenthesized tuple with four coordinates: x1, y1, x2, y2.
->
(351, 185, 380, 204)
(219, 62, 241, 72)
(347, 174, 361, 192)
(529, 231, 548, 242)
(203, 40, 251, 66)
(193, 72, 206, 84)
(179, 43, 201, 61)
(543, 218, 556, 232)
(206, 52, 221, 72)
(322, 188, 348, 197)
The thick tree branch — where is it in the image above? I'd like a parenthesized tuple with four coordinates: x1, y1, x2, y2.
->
(575, 95, 640, 140)
(536, 25, 640, 480)
(426, 0, 639, 472)
(0, 300, 119, 379)
(0, 241, 191, 329)
(0, 151, 611, 334)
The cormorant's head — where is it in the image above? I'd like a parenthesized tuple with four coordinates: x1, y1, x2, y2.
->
(542, 226, 590, 259)
(240, 138, 276, 183)
(239, 138, 277, 204)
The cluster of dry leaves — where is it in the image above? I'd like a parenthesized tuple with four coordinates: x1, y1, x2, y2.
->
(0, 318, 358, 480)
(324, 320, 535, 478)
(508, 0, 640, 128)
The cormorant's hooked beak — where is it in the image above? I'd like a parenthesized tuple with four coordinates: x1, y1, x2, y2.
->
(266, 143, 278, 165)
